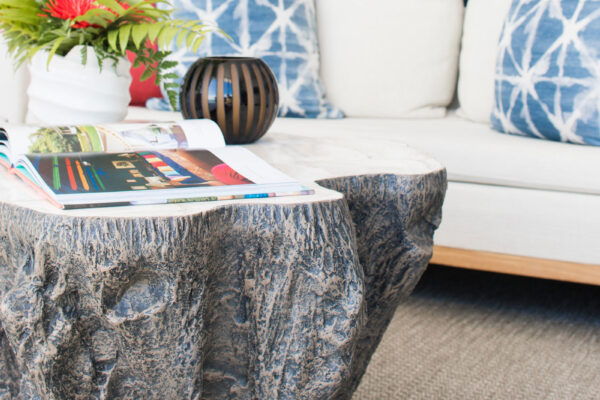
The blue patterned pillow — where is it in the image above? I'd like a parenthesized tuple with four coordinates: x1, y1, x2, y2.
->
(148, 0, 343, 119)
(491, 0, 600, 145)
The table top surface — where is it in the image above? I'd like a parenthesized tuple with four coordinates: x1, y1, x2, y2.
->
(1, 108, 445, 218)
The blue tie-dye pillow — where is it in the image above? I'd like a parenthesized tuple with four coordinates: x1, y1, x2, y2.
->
(147, 0, 343, 119)
(491, 0, 600, 145)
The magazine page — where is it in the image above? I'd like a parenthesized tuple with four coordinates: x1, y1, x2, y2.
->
(3, 120, 225, 159)
(19, 147, 308, 208)
(209, 147, 298, 185)
(0, 127, 9, 168)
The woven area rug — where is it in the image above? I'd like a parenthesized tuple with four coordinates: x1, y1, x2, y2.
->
(353, 265, 600, 399)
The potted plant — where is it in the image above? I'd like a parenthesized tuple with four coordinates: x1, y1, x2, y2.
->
(0, 0, 216, 124)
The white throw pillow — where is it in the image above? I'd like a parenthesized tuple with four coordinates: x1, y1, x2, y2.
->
(457, 0, 512, 123)
(0, 41, 29, 124)
(316, 0, 464, 118)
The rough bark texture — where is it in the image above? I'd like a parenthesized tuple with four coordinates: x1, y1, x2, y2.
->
(318, 171, 447, 398)
(0, 171, 446, 399)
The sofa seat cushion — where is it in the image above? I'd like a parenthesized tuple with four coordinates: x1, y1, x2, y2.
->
(126, 107, 600, 195)
(274, 113, 600, 195)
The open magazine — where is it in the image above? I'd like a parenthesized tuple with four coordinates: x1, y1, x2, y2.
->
(0, 120, 313, 209)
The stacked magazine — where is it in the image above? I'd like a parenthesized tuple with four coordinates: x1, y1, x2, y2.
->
(0, 120, 312, 209)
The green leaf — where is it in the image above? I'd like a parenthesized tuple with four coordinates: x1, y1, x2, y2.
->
(0, 9, 40, 25)
(107, 29, 119, 51)
(192, 37, 204, 53)
(0, 0, 38, 10)
(155, 50, 169, 58)
(160, 60, 177, 69)
(2, 0, 38, 5)
(219, 29, 232, 42)
(140, 68, 154, 81)
(96, 0, 126, 16)
(25, 42, 49, 60)
(47, 37, 66, 69)
(157, 26, 178, 49)
(73, 8, 115, 26)
(118, 24, 132, 53)
(131, 24, 147, 49)
(125, 1, 169, 21)
(168, 92, 178, 109)
(176, 31, 187, 49)
(80, 45, 88, 65)
(185, 31, 196, 49)
(182, 20, 197, 28)
(147, 22, 163, 43)
(83, 16, 109, 28)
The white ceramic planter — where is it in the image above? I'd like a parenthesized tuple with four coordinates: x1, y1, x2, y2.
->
(27, 46, 132, 125)
(0, 40, 29, 124)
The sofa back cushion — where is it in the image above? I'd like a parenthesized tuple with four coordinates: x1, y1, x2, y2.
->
(316, 0, 464, 118)
(491, 0, 600, 145)
(148, 0, 343, 119)
(457, 0, 512, 122)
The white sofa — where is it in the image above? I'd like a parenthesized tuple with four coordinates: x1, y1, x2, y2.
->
(310, 0, 600, 285)
(3, 0, 600, 284)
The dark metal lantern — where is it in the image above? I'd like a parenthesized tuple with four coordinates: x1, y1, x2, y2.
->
(180, 57, 279, 144)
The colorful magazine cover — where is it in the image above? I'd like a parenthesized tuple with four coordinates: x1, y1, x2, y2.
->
(30, 149, 253, 195)
(0, 120, 313, 209)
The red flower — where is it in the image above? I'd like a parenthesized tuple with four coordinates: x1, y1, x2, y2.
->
(42, 0, 130, 28)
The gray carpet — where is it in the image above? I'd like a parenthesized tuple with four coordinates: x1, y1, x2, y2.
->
(353, 265, 600, 399)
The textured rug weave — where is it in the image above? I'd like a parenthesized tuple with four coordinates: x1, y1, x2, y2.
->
(353, 265, 600, 399)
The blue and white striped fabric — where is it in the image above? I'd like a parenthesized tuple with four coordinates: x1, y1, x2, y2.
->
(148, 0, 343, 119)
(491, 0, 600, 145)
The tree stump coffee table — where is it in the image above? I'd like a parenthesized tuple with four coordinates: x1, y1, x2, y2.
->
(0, 123, 446, 400)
